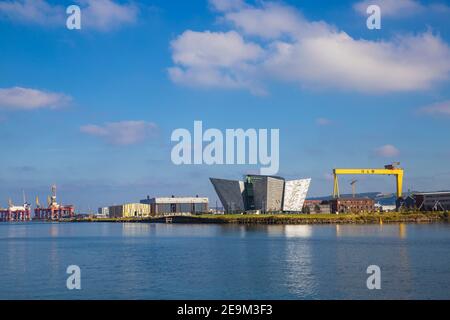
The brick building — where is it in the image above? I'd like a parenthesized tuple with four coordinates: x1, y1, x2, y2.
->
(330, 198, 375, 213)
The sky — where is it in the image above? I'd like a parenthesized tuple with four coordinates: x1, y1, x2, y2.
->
(0, 0, 450, 212)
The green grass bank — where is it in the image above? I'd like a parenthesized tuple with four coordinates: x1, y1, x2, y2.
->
(72, 211, 450, 224)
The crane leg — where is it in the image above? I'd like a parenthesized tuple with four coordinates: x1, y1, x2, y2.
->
(333, 175, 340, 198)
(396, 173, 403, 199)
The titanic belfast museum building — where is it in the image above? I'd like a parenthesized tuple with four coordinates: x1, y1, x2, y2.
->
(210, 175, 311, 213)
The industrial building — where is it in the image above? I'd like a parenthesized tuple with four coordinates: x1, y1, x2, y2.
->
(396, 191, 450, 211)
(97, 207, 110, 218)
(210, 175, 311, 213)
(303, 200, 331, 214)
(414, 191, 450, 211)
(140, 196, 208, 215)
(374, 203, 397, 212)
(109, 203, 151, 218)
(330, 198, 375, 214)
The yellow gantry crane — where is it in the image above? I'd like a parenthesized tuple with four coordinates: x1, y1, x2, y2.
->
(333, 163, 404, 199)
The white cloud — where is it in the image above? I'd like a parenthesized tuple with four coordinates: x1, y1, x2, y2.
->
(354, 0, 450, 17)
(80, 121, 158, 145)
(79, 0, 138, 32)
(0, 0, 64, 25)
(169, 66, 255, 91)
(224, 2, 304, 39)
(0, 0, 138, 30)
(209, 0, 245, 12)
(419, 100, 450, 116)
(168, 30, 264, 93)
(374, 144, 400, 157)
(221, 2, 333, 40)
(170, 30, 262, 68)
(265, 31, 450, 92)
(169, 1, 450, 94)
(353, 0, 424, 17)
(0, 87, 71, 110)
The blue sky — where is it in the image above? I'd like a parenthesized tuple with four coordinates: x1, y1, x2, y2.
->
(0, 0, 450, 211)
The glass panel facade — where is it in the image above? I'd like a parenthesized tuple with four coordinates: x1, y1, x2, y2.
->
(154, 202, 207, 214)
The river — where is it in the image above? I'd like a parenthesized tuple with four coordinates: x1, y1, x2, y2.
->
(0, 222, 449, 299)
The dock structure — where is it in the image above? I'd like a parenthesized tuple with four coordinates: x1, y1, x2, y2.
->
(34, 185, 75, 221)
(34, 205, 75, 220)
(0, 204, 32, 222)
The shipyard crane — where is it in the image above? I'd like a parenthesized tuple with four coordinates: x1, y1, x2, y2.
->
(350, 179, 358, 198)
(333, 163, 404, 199)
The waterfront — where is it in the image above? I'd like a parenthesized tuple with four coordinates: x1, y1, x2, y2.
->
(78, 211, 449, 224)
(1, 222, 450, 299)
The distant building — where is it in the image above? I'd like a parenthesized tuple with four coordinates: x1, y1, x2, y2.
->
(414, 191, 450, 211)
(303, 200, 322, 205)
(397, 194, 417, 210)
(303, 200, 331, 214)
(375, 203, 396, 212)
(140, 196, 208, 215)
(330, 198, 375, 214)
(97, 207, 109, 217)
(109, 203, 151, 218)
(303, 200, 321, 213)
(210, 175, 311, 213)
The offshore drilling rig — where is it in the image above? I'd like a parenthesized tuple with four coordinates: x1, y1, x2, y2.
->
(34, 185, 75, 220)
(1, 185, 75, 222)
(0, 192, 31, 222)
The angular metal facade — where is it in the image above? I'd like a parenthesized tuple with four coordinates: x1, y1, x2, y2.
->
(209, 178, 245, 212)
(265, 176, 285, 212)
(282, 179, 311, 212)
(210, 175, 311, 213)
(244, 175, 285, 212)
(247, 175, 266, 211)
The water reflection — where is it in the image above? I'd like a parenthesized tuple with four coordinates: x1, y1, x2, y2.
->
(259, 225, 316, 296)
(122, 223, 151, 237)
(334, 224, 409, 239)
(265, 225, 284, 236)
(399, 223, 407, 239)
(283, 226, 316, 297)
(48, 239, 59, 277)
(266, 225, 313, 238)
(6, 223, 28, 238)
(49, 224, 58, 237)
(285, 225, 313, 238)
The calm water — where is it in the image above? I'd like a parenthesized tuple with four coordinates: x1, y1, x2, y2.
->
(0, 222, 449, 300)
